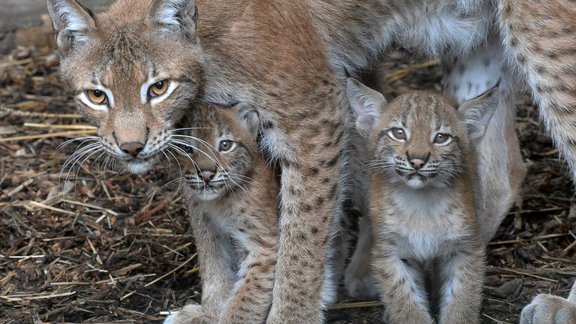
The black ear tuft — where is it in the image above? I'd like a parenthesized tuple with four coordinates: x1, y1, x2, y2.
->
(151, 0, 198, 40)
(46, 0, 96, 54)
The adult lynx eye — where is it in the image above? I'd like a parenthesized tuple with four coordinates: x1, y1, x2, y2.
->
(219, 140, 234, 152)
(149, 80, 170, 97)
(388, 128, 407, 141)
(434, 133, 452, 145)
(86, 90, 108, 105)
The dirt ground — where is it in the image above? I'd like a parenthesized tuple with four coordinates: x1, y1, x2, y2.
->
(0, 42, 575, 323)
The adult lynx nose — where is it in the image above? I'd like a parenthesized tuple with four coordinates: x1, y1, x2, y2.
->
(120, 142, 145, 157)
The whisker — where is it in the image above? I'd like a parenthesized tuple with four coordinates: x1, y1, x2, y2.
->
(60, 144, 103, 183)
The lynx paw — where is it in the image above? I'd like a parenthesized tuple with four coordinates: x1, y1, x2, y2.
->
(164, 304, 213, 324)
(520, 294, 576, 324)
(344, 263, 378, 299)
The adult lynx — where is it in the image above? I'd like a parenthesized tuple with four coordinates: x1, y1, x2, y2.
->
(166, 103, 278, 324)
(347, 78, 493, 323)
(47, 0, 575, 321)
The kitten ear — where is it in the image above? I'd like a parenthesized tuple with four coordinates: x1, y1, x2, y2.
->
(457, 84, 499, 146)
(46, 0, 96, 54)
(151, 0, 198, 40)
(346, 78, 386, 138)
(234, 103, 260, 139)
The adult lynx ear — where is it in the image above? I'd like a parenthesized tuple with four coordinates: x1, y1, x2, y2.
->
(457, 84, 499, 146)
(346, 78, 386, 138)
(46, 0, 96, 54)
(234, 103, 260, 139)
(152, 0, 198, 40)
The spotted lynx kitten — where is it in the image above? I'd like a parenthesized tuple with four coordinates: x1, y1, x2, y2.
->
(165, 103, 278, 324)
(346, 78, 496, 323)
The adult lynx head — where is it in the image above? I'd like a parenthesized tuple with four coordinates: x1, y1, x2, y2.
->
(179, 103, 261, 201)
(347, 78, 498, 190)
(46, 0, 203, 174)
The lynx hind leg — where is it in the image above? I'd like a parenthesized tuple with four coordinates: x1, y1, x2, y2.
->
(342, 128, 378, 299)
(520, 280, 576, 324)
(498, 1, 576, 182)
(344, 214, 378, 299)
(442, 38, 526, 244)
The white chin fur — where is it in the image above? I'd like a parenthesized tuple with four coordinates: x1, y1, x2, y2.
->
(197, 190, 223, 201)
(406, 176, 426, 189)
(126, 160, 153, 174)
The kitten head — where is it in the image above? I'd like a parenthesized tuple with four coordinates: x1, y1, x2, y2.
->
(347, 78, 498, 189)
(178, 103, 260, 201)
(47, 0, 203, 174)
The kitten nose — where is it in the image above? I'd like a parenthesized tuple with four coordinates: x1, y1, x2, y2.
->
(410, 158, 426, 170)
(120, 142, 145, 157)
(407, 152, 429, 170)
(198, 169, 216, 183)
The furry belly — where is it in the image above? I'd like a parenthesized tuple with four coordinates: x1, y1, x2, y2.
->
(393, 0, 493, 57)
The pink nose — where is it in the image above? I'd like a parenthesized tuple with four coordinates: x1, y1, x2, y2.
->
(410, 158, 426, 170)
(199, 170, 215, 183)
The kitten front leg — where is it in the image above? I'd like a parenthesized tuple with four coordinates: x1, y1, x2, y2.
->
(438, 246, 484, 324)
(219, 242, 277, 323)
(441, 37, 525, 244)
(166, 211, 235, 324)
(372, 242, 433, 324)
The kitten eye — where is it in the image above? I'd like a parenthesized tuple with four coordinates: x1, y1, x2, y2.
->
(86, 90, 108, 105)
(434, 133, 452, 145)
(149, 80, 170, 97)
(219, 140, 235, 152)
(388, 128, 407, 141)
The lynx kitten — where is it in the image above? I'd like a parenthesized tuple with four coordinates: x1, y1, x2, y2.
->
(346, 78, 496, 323)
(166, 103, 278, 324)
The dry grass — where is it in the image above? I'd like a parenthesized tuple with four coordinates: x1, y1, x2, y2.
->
(0, 44, 574, 324)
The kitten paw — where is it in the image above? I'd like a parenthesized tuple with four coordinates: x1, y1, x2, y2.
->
(164, 304, 213, 324)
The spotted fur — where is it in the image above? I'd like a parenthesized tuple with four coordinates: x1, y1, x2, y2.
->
(347, 78, 494, 323)
(47, 0, 576, 321)
(166, 103, 278, 324)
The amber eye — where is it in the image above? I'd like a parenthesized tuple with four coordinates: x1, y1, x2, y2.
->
(219, 140, 234, 152)
(86, 90, 108, 105)
(388, 128, 407, 141)
(434, 133, 452, 145)
(149, 80, 169, 97)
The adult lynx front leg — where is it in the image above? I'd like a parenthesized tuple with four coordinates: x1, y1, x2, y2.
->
(265, 92, 347, 323)
(498, 0, 576, 181)
(442, 38, 526, 244)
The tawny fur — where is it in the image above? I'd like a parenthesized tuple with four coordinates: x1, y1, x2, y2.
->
(347, 78, 492, 323)
(166, 103, 278, 324)
(46, 0, 576, 322)
(520, 280, 576, 324)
